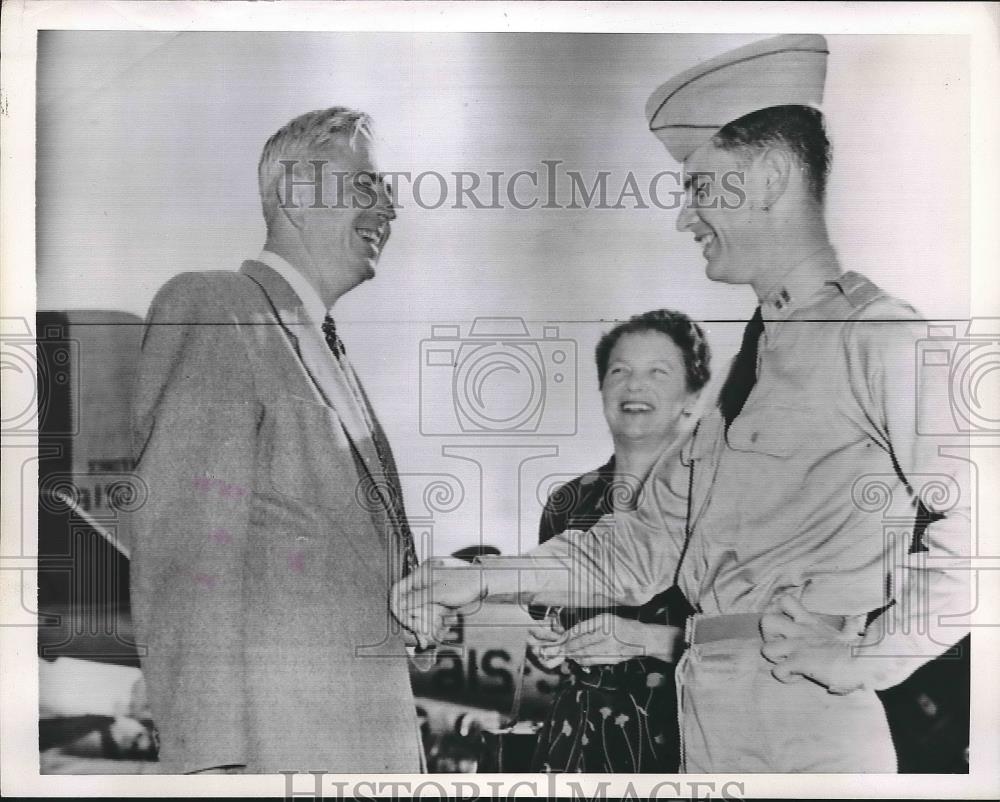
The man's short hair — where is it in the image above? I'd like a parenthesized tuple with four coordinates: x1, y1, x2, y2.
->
(595, 309, 711, 392)
(258, 107, 374, 227)
(712, 104, 831, 202)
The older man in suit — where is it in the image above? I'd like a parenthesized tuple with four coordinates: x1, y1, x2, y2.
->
(130, 107, 423, 774)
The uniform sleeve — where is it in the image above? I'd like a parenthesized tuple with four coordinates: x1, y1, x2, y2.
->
(843, 302, 971, 690)
(479, 447, 690, 609)
(130, 274, 261, 771)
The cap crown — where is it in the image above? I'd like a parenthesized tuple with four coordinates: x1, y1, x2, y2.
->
(646, 34, 829, 162)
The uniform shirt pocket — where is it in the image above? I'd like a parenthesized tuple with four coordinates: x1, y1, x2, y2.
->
(725, 404, 814, 457)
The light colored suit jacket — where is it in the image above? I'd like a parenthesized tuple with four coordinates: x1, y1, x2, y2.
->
(130, 260, 422, 773)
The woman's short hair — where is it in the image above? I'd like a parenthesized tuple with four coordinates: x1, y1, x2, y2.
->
(595, 309, 711, 392)
(258, 106, 374, 228)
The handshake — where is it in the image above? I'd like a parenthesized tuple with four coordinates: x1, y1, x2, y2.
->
(391, 558, 489, 649)
(391, 558, 678, 666)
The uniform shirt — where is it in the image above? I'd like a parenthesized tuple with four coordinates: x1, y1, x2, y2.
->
(495, 249, 970, 690)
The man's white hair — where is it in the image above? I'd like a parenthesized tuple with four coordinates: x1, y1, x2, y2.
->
(258, 106, 374, 228)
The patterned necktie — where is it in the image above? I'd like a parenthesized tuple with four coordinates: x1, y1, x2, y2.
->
(320, 313, 418, 577)
(719, 306, 764, 428)
(321, 314, 347, 361)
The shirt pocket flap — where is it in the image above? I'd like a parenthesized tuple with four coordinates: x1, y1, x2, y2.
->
(726, 404, 814, 457)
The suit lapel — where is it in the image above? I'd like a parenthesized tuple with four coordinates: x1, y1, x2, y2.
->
(293, 324, 385, 476)
(240, 261, 387, 510)
(240, 261, 417, 579)
(353, 377, 418, 577)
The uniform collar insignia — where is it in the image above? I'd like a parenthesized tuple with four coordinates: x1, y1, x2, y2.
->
(760, 247, 840, 320)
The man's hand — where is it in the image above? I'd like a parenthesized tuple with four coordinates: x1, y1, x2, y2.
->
(391, 558, 487, 648)
(760, 594, 868, 695)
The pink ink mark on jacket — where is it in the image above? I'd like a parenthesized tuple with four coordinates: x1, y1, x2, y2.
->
(211, 528, 232, 544)
(194, 572, 218, 590)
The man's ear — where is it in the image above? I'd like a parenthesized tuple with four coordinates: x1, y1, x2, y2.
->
(759, 147, 792, 210)
(274, 171, 308, 233)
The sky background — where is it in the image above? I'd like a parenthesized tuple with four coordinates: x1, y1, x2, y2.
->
(35, 31, 971, 556)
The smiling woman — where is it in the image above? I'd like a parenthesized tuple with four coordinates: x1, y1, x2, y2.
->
(598, 313, 710, 466)
(527, 309, 710, 773)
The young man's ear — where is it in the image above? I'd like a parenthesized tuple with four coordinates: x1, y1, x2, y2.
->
(759, 147, 792, 211)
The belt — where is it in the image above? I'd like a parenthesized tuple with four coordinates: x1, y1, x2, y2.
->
(686, 611, 848, 645)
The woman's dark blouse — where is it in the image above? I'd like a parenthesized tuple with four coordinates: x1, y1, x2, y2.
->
(530, 457, 693, 773)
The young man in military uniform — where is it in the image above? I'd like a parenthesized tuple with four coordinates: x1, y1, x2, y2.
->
(393, 35, 970, 772)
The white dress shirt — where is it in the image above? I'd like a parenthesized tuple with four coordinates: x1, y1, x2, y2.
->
(256, 249, 328, 330)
